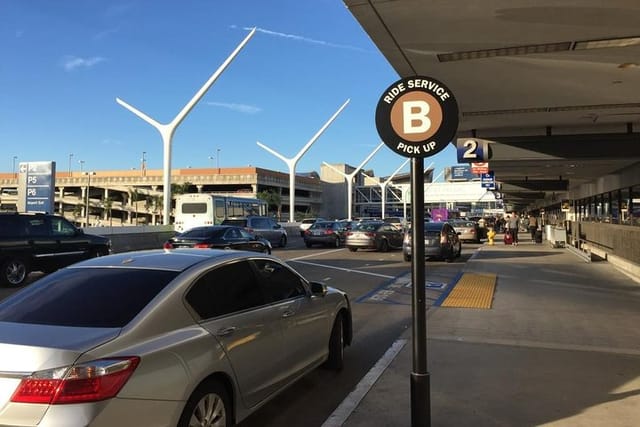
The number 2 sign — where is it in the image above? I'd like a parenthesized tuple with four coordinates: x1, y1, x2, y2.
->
(456, 138, 493, 163)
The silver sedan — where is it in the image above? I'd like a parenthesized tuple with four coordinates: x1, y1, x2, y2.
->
(0, 249, 352, 427)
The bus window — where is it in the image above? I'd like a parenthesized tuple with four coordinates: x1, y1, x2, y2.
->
(214, 199, 225, 224)
(181, 203, 207, 214)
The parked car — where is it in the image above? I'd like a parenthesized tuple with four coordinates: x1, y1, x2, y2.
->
(383, 217, 407, 230)
(345, 221, 404, 252)
(222, 216, 287, 247)
(303, 220, 348, 248)
(403, 221, 462, 262)
(163, 225, 272, 254)
(0, 212, 111, 286)
(298, 217, 326, 236)
(447, 218, 481, 243)
(0, 249, 352, 427)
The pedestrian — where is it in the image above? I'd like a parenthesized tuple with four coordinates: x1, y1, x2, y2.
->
(508, 213, 520, 245)
(528, 215, 538, 241)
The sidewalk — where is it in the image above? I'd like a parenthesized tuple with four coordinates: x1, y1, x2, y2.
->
(341, 240, 640, 427)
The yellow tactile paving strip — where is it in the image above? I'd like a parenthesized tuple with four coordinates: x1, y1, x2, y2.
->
(441, 273, 497, 309)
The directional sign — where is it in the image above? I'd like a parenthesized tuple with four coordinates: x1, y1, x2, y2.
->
(480, 171, 495, 189)
(471, 162, 489, 174)
(19, 161, 56, 214)
(456, 138, 493, 163)
(376, 76, 459, 158)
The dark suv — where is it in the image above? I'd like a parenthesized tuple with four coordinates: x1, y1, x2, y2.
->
(221, 216, 287, 248)
(0, 212, 111, 286)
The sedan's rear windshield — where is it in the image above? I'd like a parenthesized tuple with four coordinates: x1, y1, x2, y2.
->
(180, 227, 226, 238)
(221, 219, 247, 227)
(0, 268, 179, 328)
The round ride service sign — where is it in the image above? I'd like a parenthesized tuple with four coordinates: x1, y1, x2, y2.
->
(375, 76, 459, 158)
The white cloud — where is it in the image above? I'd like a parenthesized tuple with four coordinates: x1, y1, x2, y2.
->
(206, 101, 262, 114)
(93, 27, 119, 40)
(61, 56, 107, 71)
(239, 26, 369, 53)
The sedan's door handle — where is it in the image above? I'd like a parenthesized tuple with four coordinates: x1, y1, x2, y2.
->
(282, 310, 295, 318)
(215, 326, 237, 337)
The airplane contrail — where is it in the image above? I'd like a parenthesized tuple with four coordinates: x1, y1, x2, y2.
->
(236, 25, 369, 52)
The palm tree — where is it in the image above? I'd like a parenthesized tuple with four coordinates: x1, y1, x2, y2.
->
(171, 182, 193, 195)
(102, 197, 114, 226)
(145, 194, 163, 225)
(129, 189, 142, 225)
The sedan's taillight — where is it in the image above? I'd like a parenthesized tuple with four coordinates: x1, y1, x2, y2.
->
(193, 243, 210, 249)
(163, 242, 173, 249)
(11, 357, 140, 404)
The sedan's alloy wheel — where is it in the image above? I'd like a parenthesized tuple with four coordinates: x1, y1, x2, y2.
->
(188, 392, 227, 427)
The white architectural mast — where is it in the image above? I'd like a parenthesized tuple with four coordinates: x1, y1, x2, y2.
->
(401, 162, 435, 219)
(257, 98, 350, 222)
(322, 142, 385, 221)
(362, 158, 410, 219)
(116, 28, 256, 225)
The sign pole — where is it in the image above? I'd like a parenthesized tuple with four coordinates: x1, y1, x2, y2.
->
(410, 157, 429, 426)
(375, 75, 458, 427)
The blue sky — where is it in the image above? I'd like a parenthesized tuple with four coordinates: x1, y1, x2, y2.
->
(1, 0, 457, 179)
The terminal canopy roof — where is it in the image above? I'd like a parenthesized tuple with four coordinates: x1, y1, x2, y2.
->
(344, 0, 640, 211)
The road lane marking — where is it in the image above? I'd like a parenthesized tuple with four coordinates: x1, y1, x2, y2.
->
(321, 338, 408, 427)
(289, 248, 344, 261)
(289, 260, 396, 279)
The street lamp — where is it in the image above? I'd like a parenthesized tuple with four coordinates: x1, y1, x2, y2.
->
(216, 148, 220, 172)
(83, 171, 96, 227)
(78, 160, 85, 173)
(12, 156, 17, 178)
(68, 153, 74, 176)
(141, 151, 147, 176)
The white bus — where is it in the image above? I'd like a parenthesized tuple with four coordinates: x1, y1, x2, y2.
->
(174, 194, 267, 232)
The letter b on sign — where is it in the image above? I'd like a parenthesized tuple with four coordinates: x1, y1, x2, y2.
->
(403, 100, 431, 134)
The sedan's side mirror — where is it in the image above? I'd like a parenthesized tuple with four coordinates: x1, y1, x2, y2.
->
(310, 281, 328, 297)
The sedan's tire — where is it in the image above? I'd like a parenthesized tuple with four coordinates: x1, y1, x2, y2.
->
(178, 379, 231, 427)
(325, 313, 345, 371)
(279, 235, 287, 248)
(456, 243, 462, 258)
(305, 241, 313, 248)
(1, 258, 29, 287)
(379, 239, 389, 252)
(348, 247, 358, 252)
(403, 253, 411, 262)
(334, 237, 341, 248)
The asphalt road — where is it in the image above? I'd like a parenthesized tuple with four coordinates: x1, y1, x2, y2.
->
(0, 234, 482, 427)
(236, 235, 478, 427)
